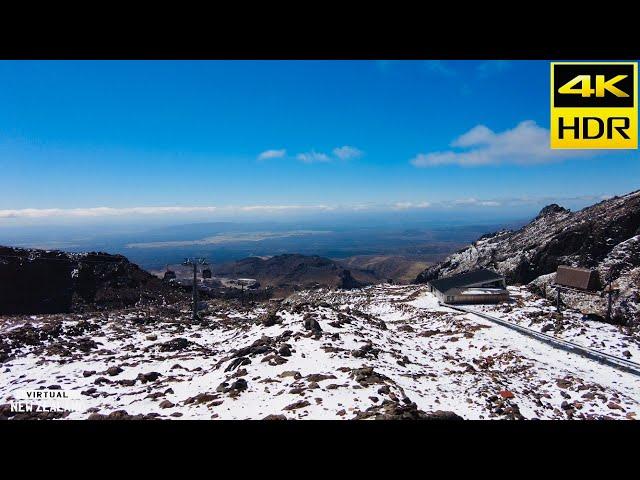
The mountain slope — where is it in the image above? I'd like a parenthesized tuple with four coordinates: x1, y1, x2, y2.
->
(338, 255, 436, 284)
(211, 254, 378, 292)
(415, 190, 640, 323)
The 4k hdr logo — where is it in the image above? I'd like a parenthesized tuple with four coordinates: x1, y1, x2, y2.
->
(551, 62, 638, 149)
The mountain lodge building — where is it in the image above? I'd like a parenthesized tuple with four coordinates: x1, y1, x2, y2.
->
(428, 268, 509, 304)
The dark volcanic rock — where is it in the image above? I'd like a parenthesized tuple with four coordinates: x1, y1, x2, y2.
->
(303, 315, 322, 332)
(283, 400, 311, 411)
(106, 366, 123, 376)
(87, 410, 158, 420)
(0, 339, 11, 363)
(217, 378, 248, 395)
(263, 414, 288, 420)
(231, 336, 276, 360)
(536, 204, 569, 219)
(278, 344, 292, 357)
(0, 246, 186, 315)
(351, 341, 379, 359)
(261, 312, 280, 327)
(230, 379, 248, 391)
(159, 337, 191, 352)
(137, 372, 162, 383)
(0, 247, 74, 314)
(225, 357, 251, 372)
(338, 269, 367, 289)
(355, 400, 464, 420)
(349, 367, 389, 386)
(184, 393, 218, 405)
(305, 373, 337, 383)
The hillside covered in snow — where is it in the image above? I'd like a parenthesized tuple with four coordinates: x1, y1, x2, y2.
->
(416, 191, 640, 323)
(2, 284, 638, 420)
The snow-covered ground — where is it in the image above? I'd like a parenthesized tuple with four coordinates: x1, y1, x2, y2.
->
(473, 286, 640, 361)
(1, 284, 639, 420)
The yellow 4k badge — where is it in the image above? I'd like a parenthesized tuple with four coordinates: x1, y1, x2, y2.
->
(551, 62, 638, 149)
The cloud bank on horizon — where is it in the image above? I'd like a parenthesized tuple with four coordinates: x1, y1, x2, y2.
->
(0, 194, 614, 221)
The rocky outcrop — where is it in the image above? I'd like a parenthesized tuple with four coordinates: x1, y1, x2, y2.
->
(355, 400, 464, 420)
(535, 204, 569, 219)
(338, 269, 367, 289)
(415, 191, 640, 323)
(0, 246, 185, 315)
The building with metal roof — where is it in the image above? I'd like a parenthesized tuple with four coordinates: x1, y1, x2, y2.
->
(427, 268, 509, 304)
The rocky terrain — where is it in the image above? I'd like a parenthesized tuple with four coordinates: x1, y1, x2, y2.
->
(2, 284, 638, 420)
(0, 246, 185, 315)
(416, 191, 640, 324)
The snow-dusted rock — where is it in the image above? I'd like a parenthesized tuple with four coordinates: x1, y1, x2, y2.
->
(416, 191, 640, 324)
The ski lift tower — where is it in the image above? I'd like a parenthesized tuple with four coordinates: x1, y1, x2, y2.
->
(182, 257, 208, 321)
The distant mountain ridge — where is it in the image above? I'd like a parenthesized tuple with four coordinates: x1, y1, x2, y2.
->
(338, 254, 438, 284)
(415, 190, 640, 323)
(212, 254, 378, 292)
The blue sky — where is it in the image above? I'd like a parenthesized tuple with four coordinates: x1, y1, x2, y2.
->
(0, 60, 638, 225)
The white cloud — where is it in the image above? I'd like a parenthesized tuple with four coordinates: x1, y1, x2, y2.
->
(0, 205, 335, 219)
(258, 146, 363, 164)
(257, 149, 286, 161)
(448, 198, 501, 207)
(450, 125, 495, 147)
(296, 151, 332, 164)
(333, 146, 363, 160)
(235, 205, 334, 212)
(392, 201, 431, 210)
(411, 120, 601, 168)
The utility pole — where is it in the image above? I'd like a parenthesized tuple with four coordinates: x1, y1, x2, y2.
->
(182, 257, 208, 321)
